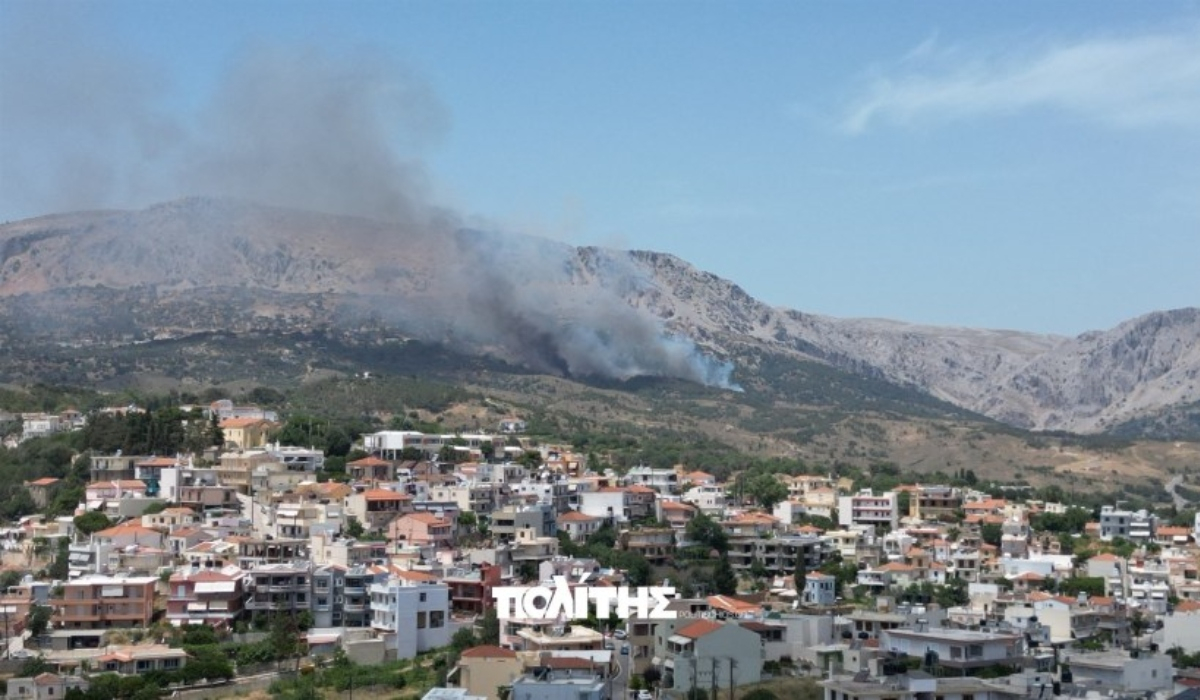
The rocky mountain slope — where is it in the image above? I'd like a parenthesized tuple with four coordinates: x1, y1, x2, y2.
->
(1, 198, 1196, 436)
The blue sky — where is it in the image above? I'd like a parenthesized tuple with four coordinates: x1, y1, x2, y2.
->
(2, 1, 1198, 335)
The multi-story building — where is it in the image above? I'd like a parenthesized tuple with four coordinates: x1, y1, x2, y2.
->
(623, 466, 679, 494)
(444, 562, 502, 616)
(578, 489, 627, 526)
(1100, 506, 1157, 542)
(54, 575, 158, 629)
(236, 537, 307, 568)
(911, 485, 962, 521)
(493, 504, 557, 544)
(246, 563, 311, 618)
(370, 572, 454, 659)
(389, 512, 454, 548)
(89, 454, 150, 483)
(657, 620, 763, 694)
(838, 490, 899, 531)
(312, 564, 380, 628)
(218, 417, 276, 449)
(346, 488, 414, 532)
(216, 449, 276, 494)
(803, 573, 838, 607)
(618, 528, 675, 565)
(658, 500, 697, 530)
(557, 511, 603, 542)
(166, 568, 245, 627)
(726, 534, 830, 577)
(682, 485, 727, 517)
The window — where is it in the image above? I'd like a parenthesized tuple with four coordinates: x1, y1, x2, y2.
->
(419, 592, 426, 602)
(431, 610, 445, 628)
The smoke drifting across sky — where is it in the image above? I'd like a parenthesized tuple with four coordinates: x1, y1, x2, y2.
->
(0, 8, 738, 390)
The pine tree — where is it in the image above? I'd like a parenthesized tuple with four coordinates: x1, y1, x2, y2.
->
(712, 558, 738, 596)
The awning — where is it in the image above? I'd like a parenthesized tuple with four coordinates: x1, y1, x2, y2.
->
(187, 603, 208, 612)
(667, 635, 691, 646)
(100, 585, 124, 597)
(194, 581, 237, 594)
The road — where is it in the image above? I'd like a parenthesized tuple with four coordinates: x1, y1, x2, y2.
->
(607, 637, 636, 700)
(1167, 474, 1189, 510)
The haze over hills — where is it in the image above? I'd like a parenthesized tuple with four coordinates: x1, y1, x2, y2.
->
(0, 197, 1197, 437)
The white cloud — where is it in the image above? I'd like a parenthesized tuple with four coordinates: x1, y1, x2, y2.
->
(843, 29, 1200, 133)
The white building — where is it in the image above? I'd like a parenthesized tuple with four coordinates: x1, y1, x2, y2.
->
(622, 466, 679, 494)
(838, 490, 899, 531)
(682, 485, 727, 517)
(370, 574, 454, 660)
(1099, 506, 1156, 542)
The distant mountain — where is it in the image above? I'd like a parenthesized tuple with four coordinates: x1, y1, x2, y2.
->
(0, 197, 1196, 436)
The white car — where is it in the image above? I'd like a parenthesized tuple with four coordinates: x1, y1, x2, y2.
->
(613, 629, 628, 640)
(636, 691, 653, 700)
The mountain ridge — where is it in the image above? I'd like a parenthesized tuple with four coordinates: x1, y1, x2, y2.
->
(0, 197, 1196, 436)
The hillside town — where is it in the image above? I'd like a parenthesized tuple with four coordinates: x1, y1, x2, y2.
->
(2, 402, 1200, 700)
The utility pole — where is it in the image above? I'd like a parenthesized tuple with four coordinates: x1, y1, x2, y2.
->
(727, 658, 736, 700)
(710, 658, 717, 700)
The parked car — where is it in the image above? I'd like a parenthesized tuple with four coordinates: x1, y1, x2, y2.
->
(637, 691, 653, 700)
(604, 640, 615, 650)
(621, 643, 630, 655)
(613, 629, 628, 640)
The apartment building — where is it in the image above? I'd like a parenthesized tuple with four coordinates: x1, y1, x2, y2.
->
(444, 563, 501, 616)
(912, 485, 962, 521)
(623, 466, 679, 494)
(1100, 506, 1157, 542)
(246, 563, 311, 617)
(839, 490, 899, 531)
(55, 575, 157, 629)
(370, 572, 454, 659)
(312, 564, 380, 628)
(166, 569, 245, 627)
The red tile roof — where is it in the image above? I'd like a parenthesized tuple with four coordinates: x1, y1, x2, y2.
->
(461, 645, 518, 659)
(676, 619, 723, 639)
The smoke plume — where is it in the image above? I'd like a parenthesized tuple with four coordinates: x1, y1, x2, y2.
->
(0, 9, 739, 390)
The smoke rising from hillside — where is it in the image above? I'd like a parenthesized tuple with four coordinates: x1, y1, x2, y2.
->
(0, 12, 738, 389)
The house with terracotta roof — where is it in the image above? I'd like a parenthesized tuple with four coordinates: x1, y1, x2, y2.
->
(24, 477, 60, 509)
(94, 523, 166, 551)
(91, 644, 189, 675)
(167, 568, 246, 627)
(347, 455, 397, 482)
(218, 417, 276, 449)
(657, 619, 762, 694)
(142, 506, 200, 531)
(459, 645, 522, 700)
(657, 500, 697, 530)
(388, 512, 454, 548)
(680, 470, 717, 487)
(5, 672, 89, 699)
(346, 488, 414, 532)
(557, 510, 603, 542)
